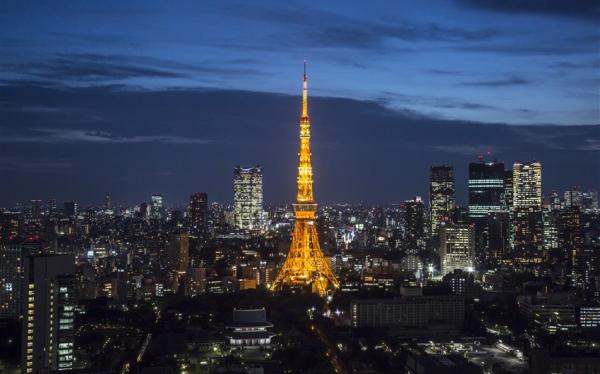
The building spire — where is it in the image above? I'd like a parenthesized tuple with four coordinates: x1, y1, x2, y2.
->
(302, 60, 308, 118)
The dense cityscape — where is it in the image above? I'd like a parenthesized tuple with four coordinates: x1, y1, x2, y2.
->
(1, 68, 599, 373)
(1, 2, 599, 374)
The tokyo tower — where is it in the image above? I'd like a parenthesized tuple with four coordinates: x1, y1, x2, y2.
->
(270, 63, 339, 296)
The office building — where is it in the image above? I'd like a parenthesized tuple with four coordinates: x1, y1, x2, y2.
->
(439, 223, 475, 276)
(63, 202, 77, 218)
(150, 194, 163, 220)
(188, 192, 208, 236)
(21, 254, 76, 373)
(233, 166, 263, 230)
(169, 231, 189, 273)
(560, 206, 583, 287)
(487, 211, 510, 262)
(512, 162, 543, 262)
(429, 166, 455, 236)
(350, 295, 465, 327)
(468, 161, 505, 219)
(0, 240, 25, 318)
(403, 197, 426, 253)
(564, 188, 582, 208)
(30, 200, 42, 217)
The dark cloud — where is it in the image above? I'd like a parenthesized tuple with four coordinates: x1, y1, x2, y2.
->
(0, 82, 597, 206)
(1, 53, 264, 84)
(455, 0, 600, 22)
(459, 75, 530, 87)
(223, 4, 497, 51)
(377, 92, 497, 111)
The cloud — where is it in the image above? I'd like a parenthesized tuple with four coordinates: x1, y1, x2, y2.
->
(460, 75, 530, 87)
(1, 53, 263, 84)
(0, 157, 73, 172)
(455, 0, 600, 22)
(0, 83, 597, 205)
(222, 4, 497, 51)
(428, 144, 509, 155)
(378, 91, 497, 111)
(0, 127, 213, 144)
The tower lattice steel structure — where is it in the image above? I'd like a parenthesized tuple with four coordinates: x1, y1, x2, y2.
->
(271, 64, 339, 296)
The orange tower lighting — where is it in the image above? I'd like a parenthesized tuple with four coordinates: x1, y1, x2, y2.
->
(270, 63, 339, 297)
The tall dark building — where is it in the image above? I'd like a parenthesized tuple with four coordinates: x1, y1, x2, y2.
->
(469, 161, 506, 260)
(560, 206, 583, 287)
(188, 192, 208, 236)
(468, 161, 505, 219)
(403, 197, 426, 253)
(30, 200, 42, 217)
(0, 240, 25, 318)
(22, 254, 76, 373)
(429, 166, 455, 236)
(487, 211, 510, 262)
(63, 202, 77, 217)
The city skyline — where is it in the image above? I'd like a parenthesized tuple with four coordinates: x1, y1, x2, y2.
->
(0, 1, 599, 206)
(2, 2, 600, 373)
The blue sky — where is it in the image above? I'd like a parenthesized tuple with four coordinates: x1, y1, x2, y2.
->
(0, 1, 598, 206)
(2, 0, 598, 125)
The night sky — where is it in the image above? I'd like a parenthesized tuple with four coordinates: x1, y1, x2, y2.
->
(1, 1, 599, 207)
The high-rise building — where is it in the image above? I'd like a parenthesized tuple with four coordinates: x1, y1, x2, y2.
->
(188, 192, 208, 236)
(0, 240, 25, 318)
(271, 64, 339, 296)
(30, 200, 42, 217)
(403, 197, 426, 253)
(63, 202, 77, 217)
(150, 194, 163, 219)
(429, 166, 455, 236)
(581, 190, 599, 211)
(504, 170, 513, 210)
(47, 199, 57, 215)
(560, 206, 583, 287)
(513, 162, 543, 262)
(564, 188, 582, 208)
(487, 211, 510, 262)
(543, 208, 560, 253)
(233, 166, 263, 230)
(169, 231, 189, 274)
(468, 161, 505, 219)
(513, 162, 542, 210)
(21, 254, 76, 373)
(440, 223, 475, 276)
(104, 192, 112, 210)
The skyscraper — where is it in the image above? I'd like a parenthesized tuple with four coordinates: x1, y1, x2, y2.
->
(233, 166, 263, 230)
(30, 200, 42, 217)
(403, 196, 426, 253)
(271, 64, 339, 296)
(440, 223, 475, 276)
(22, 254, 76, 373)
(0, 240, 25, 319)
(512, 161, 543, 262)
(169, 231, 190, 274)
(564, 187, 582, 208)
(429, 166, 455, 236)
(188, 192, 208, 236)
(63, 202, 77, 217)
(468, 161, 505, 219)
(560, 206, 583, 287)
(150, 194, 163, 220)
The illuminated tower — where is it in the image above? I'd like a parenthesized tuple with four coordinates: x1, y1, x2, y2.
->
(271, 64, 339, 296)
